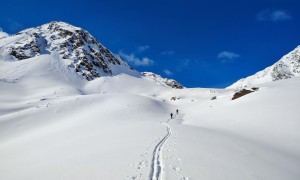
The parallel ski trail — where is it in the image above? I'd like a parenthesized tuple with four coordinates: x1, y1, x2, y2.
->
(148, 118, 172, 180)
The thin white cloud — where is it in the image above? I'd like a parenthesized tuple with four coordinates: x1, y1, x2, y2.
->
(161, 50, 175, 56)
(7, 19, 23, 31)
(181, 59, 190, 67)
(257, 9, 292, 22)
(118, 51, 154, 66)
(177, 59, 190, 72)
(217, 51, 240, 63)
(163, 69, 173, 76)
(136, 45, 150, 53)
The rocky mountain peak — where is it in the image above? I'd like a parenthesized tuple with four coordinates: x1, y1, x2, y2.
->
(0, 21, 135, 80)
(227, 46, 300, 89)
(0, 21, 185, 89)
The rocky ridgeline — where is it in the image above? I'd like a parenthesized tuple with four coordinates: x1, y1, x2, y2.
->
(228, 46, 300, 89)
(142, 72, 184, 89)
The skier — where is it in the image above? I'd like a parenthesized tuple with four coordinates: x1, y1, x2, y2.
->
(170, 113, 173, 119)
(176, 109, 179, 114)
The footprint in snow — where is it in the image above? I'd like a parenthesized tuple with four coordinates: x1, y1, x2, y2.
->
(127, 173, 142, 180)
(181, 177, 190, 180)
(171, 165, 182, 172)
(134, 160, 148, 169)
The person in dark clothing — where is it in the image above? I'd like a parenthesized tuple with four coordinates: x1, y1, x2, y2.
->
(176, 109, 179, 114)
(170, 113, 173, 119)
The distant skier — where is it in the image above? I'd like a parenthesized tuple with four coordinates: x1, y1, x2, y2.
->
(170, 113, 173, 119)
(176, 109, 179, 114)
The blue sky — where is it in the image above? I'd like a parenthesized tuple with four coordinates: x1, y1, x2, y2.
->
(1, 0, 299, 88)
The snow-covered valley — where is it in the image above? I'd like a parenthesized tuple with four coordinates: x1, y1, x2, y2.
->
(0, 22, 299, 180)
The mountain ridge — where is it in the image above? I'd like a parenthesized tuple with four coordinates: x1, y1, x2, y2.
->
(0, 21, 183, 89)
(0, 21, 138, 80)
(228, 45, 300, 89)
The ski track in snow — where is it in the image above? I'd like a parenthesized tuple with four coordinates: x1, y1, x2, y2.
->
(148, 113, 188, 180)
(148, 120, 172, 180)
(166, 114, 190, 180)
(128, 113, 189, 180)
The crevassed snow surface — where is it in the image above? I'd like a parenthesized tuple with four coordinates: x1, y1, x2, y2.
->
(0, 55, 300, 180)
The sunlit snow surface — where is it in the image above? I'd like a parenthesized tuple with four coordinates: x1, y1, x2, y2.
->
(0, 55, 300, 180)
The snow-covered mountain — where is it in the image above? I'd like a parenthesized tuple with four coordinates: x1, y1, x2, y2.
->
(0, 21, 183, 89)
(228, 46, 300, 89)
(0, 21, 138, 80)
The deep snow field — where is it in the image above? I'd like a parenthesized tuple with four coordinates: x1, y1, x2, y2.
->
(0, 55, 300, 180)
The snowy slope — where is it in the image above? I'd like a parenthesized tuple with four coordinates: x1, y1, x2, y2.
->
(1, 55, 299, 179)
(228, 46, 300, 89)
(176, 77, 300, 179)
(0, 54, 176, 111)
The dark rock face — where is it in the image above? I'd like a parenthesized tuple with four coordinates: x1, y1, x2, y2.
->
(164, 79, 184, 89)
(231, 87, 259, 100)
(271, 62, 293, 81)
(9, 33, 46, 60)
(5, 21, 131, 80)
